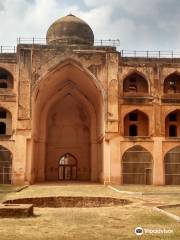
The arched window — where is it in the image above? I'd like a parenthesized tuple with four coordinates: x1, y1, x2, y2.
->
(123, 72, 148, 93)
(169, 125, 177, 137)
(0, 68, 13, 89)
(59, 153, 77, 165)
(129, 125, 137, 136)
(165, 110, 180, 137)
(59, 153, 77, 180)
(164, 147, 180, 185)
(164, 73, 180, 93)
(122, 145, 153, 184)
(124, 110, 149, 137)
(0, 122, 6, 134)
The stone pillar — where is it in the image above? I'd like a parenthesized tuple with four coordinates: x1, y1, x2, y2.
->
(91, 143, 98, 181)
(13, 135, 27, 184)
(103, 139, 110, 184)
(18, 48, 31, 120)
(110, 137, 121, 184)
(25, 138, 33, 184)
(153, 139, 164, 185)
(106, 52, 119, 133)
(36, 141, 46, 182)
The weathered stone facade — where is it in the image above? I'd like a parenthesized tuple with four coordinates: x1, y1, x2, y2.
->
(0, 14, 179, 185)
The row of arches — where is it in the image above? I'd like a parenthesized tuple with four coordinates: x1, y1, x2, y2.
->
(0, 107, 179, 138)
(122, 145, 180, 185)
(124, 109, 180, 137)
(0, 106, 179, 138)
(123, 72, 180, 94)
(1, 144, 179, 185)
(0, 66, 180, 93)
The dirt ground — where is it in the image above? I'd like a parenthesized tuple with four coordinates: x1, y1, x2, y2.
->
(0, 183, 179, 240)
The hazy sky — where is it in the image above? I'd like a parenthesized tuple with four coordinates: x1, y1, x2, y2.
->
(0, 0, 180, 51)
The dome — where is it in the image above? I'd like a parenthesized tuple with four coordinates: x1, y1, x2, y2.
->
(46, 14, 94, 46)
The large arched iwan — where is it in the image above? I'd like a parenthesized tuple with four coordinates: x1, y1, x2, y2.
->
(31, 61, 104, 183)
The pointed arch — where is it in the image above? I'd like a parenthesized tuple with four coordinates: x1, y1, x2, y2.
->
(0, 67, 13, 89)
(0, 107, 12, 135)
(122, 145, 153, 184)
(123, 70, 149, 94)
(164, 146, 180, 185)
(0, 145, 12, 184)
(31, 59, 104, 183)
(164, 72, 180, 93)
(33, 58, 104, 100)
(165, 109, 180, 137)
(124, 109, 149, 137)
(59, 153, 77, 180)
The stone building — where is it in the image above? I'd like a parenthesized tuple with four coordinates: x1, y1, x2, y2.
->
(0, 14, 180, 185)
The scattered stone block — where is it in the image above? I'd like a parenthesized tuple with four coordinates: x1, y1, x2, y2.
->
(0, 204, 33, 217)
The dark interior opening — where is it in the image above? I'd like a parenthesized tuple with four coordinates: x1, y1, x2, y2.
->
(0, 82, 8, 88)
(169, 113, 177, 122)
(0, 122, 6, 134)
(0, 73, 8, 80)
(129, 113, 138, 121)
(0, 110, 7, 119)
(169, 125, 177, 137)
(129, 124, 137, 136)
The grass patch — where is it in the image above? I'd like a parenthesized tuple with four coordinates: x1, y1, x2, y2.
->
(135, 209, 174, 225)
(112, 184, 180, 193)
(0, 183, 180, 239)
(0, 206, 179, 240)
(0, 184, 20, 192)
(5, 183, 123, 201)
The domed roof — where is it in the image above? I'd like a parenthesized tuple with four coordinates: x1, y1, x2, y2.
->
(46, 14, 94, 46)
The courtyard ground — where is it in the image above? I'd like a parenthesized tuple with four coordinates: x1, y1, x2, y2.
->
(0, 183, 179, 240)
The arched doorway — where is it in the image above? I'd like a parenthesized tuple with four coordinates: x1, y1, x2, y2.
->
(32, 60, 104, 183)
(164, 146, 180, 185)
(45, 93, 91, 181)
(59, 153, 77, 180)
(165, 110, 180, 137)
(0, 67, 13, 90)
(122, 146, 153, 184)
(123, 72, 149, 93)
(124, 110, 149, 137)
(164, 73, 180, 94)
(0, 146, 12, 184)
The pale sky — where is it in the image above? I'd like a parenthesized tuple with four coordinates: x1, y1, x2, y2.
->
(0, 0, 180, 51)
